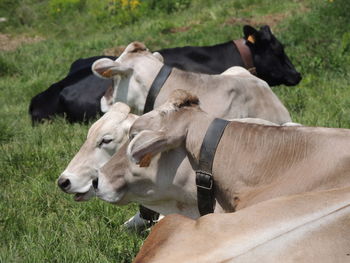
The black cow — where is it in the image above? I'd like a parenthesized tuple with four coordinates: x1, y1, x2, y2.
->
(29, 25, 301, 124)
(29, 56, 116, 124)
(160, 25, 301, 86)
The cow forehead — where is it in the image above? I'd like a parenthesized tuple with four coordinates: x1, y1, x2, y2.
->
(87, 111, 128, 139)
(131, 108, 169, 132)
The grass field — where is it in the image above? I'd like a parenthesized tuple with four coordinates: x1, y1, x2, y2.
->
(1, 0, 350, 262)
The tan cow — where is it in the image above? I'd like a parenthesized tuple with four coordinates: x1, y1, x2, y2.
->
(95, 89, 350, 215)
(92, 42, 291, 125)
(57, 101, 278, 229)
(133, 187, 350, 263)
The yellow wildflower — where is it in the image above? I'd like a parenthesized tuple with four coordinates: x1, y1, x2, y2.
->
(130, 0, 140, 10)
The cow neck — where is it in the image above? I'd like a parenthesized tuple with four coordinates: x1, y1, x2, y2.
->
(194, 118, 230, 216)
(233, 39, 257, 75)
(143, 65, 173, 114)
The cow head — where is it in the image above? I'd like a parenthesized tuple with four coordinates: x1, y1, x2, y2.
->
(93, 142, 163, 205)
(127, 89, 201, 166)
(94, 92, 200, 216)
(95, 140, 199, 217)
(92, 42, 164, 113)
(57, 102, 138, 201)
(243, 25, 302, 86)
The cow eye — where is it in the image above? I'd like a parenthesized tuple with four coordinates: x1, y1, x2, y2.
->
(99, 138, 113, 147)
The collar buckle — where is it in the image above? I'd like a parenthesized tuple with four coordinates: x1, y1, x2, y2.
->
(196, 170, 213, 190)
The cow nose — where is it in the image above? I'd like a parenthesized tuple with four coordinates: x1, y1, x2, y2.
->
(92, 178, 98, 190)
(58, 177, 71, 190)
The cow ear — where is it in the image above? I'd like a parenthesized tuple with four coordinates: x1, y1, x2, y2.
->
(100, 85, 115, 113)
(124, 41, 148, 53)
(92, 58, 132, 79)
(100, 95, 112, 113)
(152, 52, 164, 63)
(127, 130, 168, 167)
(243, 25, 258, 44)
(109, 102, 131, 115)
(122, 113, 139, 134)
(259, 25, 272, 42)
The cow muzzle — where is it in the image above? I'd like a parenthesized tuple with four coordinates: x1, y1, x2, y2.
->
(58, 177, 71, 192)
(57, 172, 96, 201)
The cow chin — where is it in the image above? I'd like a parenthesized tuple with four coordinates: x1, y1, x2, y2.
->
(96, 188, 127, 205)
(284, 75, 302, 86)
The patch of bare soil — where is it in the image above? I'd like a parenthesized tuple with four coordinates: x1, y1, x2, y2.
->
(0, 33, 44, 52)
(164, 20, 201, 34)
(223, 12, 291, 28)
(223, 5, 310, 29)
(168, 25, 192, 33)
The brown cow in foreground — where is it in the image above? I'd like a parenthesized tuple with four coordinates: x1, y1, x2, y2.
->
(133, 187, 350, 263)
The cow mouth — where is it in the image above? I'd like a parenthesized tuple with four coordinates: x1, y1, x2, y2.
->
(74, 191, 90, 202)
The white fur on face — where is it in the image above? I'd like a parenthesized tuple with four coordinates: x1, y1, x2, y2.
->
(95, 171, 128, 204)
(58, 103, 137, 201)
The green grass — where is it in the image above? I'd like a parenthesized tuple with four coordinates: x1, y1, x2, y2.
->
(1, 0, 350, 262)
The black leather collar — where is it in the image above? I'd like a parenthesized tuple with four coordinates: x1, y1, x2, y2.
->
(196, 118, 230, 216)
(143, 65, 173, 114)
(139, 65, 172, 223)
(233, 39, 257, 75)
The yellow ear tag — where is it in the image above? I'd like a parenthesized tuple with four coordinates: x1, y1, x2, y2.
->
(139, 153, 153, 167)
(247, 35, 255, 44)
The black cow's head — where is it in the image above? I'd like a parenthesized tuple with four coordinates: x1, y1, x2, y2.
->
(244, 25, 302, 86)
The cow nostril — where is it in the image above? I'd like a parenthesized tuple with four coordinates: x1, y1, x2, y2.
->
(92, 178, 98, 190)
(58, 178, 71, 190)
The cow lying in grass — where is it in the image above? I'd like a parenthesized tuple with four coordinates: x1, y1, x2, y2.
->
(125, 90, 350, 212)
(92, 42, 291, 125)
(133, 187, 350, 263)
(159, 25, 301, 86)
(31, 25, 301, 123)
(98, 25, 301, 112)
(92, 90, 350, 224)
(58, 102, 277, 229)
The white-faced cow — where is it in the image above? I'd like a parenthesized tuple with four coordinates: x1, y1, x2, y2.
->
(133, 187, 350, 263)
(93, 90, 350, 223)
(57, 102, 137, 201)
(92, 42, 291, 125)
(57, 101, 278, 229)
